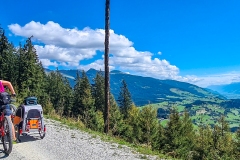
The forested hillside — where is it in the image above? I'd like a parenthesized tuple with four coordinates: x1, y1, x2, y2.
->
(47, 68, 227, 106)
(1, 27, 240, 159)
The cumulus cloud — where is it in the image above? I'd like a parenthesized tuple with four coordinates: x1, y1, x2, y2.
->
(8, 20, 182, 80)
(193, 72, 240, 88)
(8, 21, 132, 49)
(8, 20, 240, 88)
(40, 59, 58, 68)
(34, 45, 96, 67)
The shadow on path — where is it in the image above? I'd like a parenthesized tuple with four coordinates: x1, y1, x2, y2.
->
(0, 149, 9, 159)
(17, 133, 43, 143)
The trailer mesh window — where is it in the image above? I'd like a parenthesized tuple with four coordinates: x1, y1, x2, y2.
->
(27, 109, 41, 119)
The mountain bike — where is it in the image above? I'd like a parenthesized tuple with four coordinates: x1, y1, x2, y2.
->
(0, 98, 15, 155)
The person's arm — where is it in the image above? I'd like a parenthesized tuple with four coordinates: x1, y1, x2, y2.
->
(1, 80, 16, 95)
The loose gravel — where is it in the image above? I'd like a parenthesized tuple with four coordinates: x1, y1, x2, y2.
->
(0, 118, 161, 160)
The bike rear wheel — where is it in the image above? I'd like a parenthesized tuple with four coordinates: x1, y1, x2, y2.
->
(39, 130, 45, 139)
(2, 116, 13, 155)
(14, 124, 21, 142)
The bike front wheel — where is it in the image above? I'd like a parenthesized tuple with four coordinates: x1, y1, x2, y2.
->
(2, 116, 13, 155)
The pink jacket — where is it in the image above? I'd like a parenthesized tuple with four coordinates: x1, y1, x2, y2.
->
(0, 81, 5, 93)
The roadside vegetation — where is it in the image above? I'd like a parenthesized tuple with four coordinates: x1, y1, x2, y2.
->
(1, 27, 240, 159)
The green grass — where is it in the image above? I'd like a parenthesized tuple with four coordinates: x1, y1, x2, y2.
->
(140, 100, 240, 133)
(229, 123, 240, 128)
(176, 105, 185, 112)
(191, 106, 201, 111)
(230, 109, 239, 115)
(160, 119, 168, 127)
(226, 113, 236, 119)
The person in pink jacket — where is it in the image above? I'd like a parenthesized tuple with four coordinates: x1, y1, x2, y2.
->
(0, 80, 17, 142)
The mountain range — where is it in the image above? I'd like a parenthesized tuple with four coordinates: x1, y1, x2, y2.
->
(208, 82, 240, 99)
(45, 68, 230, 106)
(45, 68, 240, 132)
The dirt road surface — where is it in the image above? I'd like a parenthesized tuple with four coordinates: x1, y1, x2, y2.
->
(0, 119, 160, 160)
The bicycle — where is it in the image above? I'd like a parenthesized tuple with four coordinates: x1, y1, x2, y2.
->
(0, 97, 15, 155)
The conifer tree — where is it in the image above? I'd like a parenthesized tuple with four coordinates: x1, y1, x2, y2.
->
(195, 124, 214, 159)
(163, 107, 182, 157)
(5, 43, 19, 87)
(17, 36, 46, 101)
(72, 70, 82, 116)
(138, 105, 159, 147)
(117, 79, 133, 118)
(92, 71, 105, 112)
(73, 70, 95, 128)
(109, 93, 125, 136)
(177, 110, 196, 159)
(214, 116, 234, 159)
(0, 27, 10, 79)
(123, 104, 141, 143)
(0, 27, 19, 86)
(234, 127, 240, 159)
(151, 121, 164, 152)
(62, 78, 73, 116)
(46, 70, 67, 115)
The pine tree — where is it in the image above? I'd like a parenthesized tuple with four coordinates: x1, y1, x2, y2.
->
(0, 27, 9, 79)
(46, 70, 67, 115)
(138, 105, 159, 147)
(123, 104, 141, 143)
(6, 43, 19, 87)
(177, 110, 196, 159)
(73, 70, 95, 128)
(117, 79, 133, 118)
(17, 36, 46, 101)
(151, 121, 165, 152)
(109, 93, 125, 136)
(214, 116, 234, 159)
(0, 27, 19, 86)
(90, 70, 106, 132)
(37, 62, 50, 110)
(92, 70, 105, 112)
(195, 124, 214, 160)
(234, 127, 240, 159)
(163, 107, 182, 157)
(62, 77, 73, 116)
(72, 70, 82, 116)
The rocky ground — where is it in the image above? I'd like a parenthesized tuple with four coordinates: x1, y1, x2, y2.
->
(0, 118, 163, 160)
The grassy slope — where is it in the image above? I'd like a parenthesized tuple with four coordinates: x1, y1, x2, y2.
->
(143, 99, 240, 132)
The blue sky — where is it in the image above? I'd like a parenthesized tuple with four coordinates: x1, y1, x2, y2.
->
(1, 0, 240, 87)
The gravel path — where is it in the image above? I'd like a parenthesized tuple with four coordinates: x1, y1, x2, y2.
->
(0, 118, 161, 160)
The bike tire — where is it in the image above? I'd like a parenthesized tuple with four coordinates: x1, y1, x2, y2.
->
(2, 116, 13, 155)
(14, 124, 21, 142)
(39, 131, 45, 139)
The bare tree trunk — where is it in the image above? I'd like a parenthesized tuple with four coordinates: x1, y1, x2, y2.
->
(104, 0, 110, 134)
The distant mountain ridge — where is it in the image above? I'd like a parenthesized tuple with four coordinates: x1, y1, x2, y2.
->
(45, 68, 226, 106)
(208, 82, 240, 99)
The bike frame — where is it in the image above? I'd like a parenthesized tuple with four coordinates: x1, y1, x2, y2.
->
(0, 111, 5, 137)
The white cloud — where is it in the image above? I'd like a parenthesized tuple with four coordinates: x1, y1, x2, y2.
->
(192, 72, 240, 88)
(40, 59, 58, 68)
(158, 51, 162, 55)
(35, 45, 96, 68)
(9, 21, 240, 88)
(8, 21, 132, 49)
(8, 20, 181, 80)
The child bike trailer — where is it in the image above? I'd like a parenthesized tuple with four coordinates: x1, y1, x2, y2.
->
(13, 97, 46, 141)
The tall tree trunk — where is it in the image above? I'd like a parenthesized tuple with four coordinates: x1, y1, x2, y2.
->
(104, 0, 110, 134)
